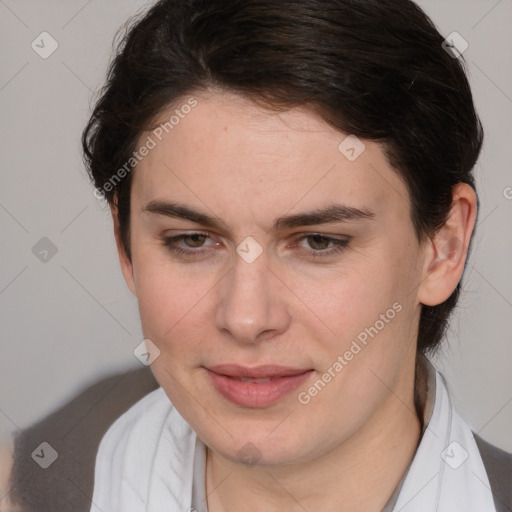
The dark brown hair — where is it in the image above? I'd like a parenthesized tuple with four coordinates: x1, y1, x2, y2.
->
(82, 0, 483, 353)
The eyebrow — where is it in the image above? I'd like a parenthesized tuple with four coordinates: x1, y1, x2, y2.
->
(142, 200, 375, 232)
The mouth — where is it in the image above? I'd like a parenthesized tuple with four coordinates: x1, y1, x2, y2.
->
(205, 364, 314, 407)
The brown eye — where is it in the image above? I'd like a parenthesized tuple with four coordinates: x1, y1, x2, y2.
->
(162, 232, 219, 257)
(181, 233, 208, 247)
(306, 235, 333, 250)
(294, 234, 350, 260)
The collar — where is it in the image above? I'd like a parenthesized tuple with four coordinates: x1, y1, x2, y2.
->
(390, 357, 496, 511)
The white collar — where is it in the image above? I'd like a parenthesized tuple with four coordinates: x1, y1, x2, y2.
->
(391, 360, 496, 511)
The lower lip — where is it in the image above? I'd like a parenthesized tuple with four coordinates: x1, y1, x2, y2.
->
(206, 369, 314, 407)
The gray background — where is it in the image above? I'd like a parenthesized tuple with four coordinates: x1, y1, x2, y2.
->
(1, 0, 511, 460)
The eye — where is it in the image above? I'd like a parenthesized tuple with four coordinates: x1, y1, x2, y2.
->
(161, 232, 219, 257)
(293, 234, 350, 259)
(177, 233, 208, 248)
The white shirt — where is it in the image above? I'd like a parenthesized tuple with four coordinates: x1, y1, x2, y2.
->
(89, 358, 497, 512)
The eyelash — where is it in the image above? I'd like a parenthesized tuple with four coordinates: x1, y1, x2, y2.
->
(161, 232, 350, 260)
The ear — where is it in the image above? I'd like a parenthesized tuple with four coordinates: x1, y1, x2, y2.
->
(417, 183, 477, 306)
(110, 201, 137, 296)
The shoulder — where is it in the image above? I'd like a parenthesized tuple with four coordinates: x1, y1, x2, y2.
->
(96, 385, 172, 460)
(473, 433, 512, 512)
(91, 380, 198, 510)
(8, 365, 160, 512)
(90, 385, 178, 508)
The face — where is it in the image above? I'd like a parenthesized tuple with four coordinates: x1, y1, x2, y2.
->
(118, 89, 429, 466)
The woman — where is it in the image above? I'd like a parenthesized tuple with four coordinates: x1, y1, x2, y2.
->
(82, 0, 511, 510)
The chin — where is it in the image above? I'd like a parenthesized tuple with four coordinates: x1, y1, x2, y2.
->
(207, 423, 315, 467)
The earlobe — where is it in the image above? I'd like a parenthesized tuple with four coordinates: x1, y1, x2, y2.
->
(417, 183, 477, 307)
(110, 202, 137, 296)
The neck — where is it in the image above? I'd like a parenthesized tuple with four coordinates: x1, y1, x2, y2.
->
(206, 357, 422, 512)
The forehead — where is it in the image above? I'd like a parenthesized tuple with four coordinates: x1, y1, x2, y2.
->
(131, 90, 410, 228)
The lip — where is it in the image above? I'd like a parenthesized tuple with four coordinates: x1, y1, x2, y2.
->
(208, 364, 311, 379)
(206, 364, 314, 407)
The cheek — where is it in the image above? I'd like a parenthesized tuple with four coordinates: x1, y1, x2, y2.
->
(300, 247, 416, 355)
(136, 272, 206, 338)
(132, 250, 218, 361)
(132, 250, 184, 335)
(295, 264, 391, 332)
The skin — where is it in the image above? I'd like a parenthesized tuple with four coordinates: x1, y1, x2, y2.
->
(111, 89, 477, 512)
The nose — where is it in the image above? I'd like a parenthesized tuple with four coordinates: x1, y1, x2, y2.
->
(215, 251, 291, 345)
